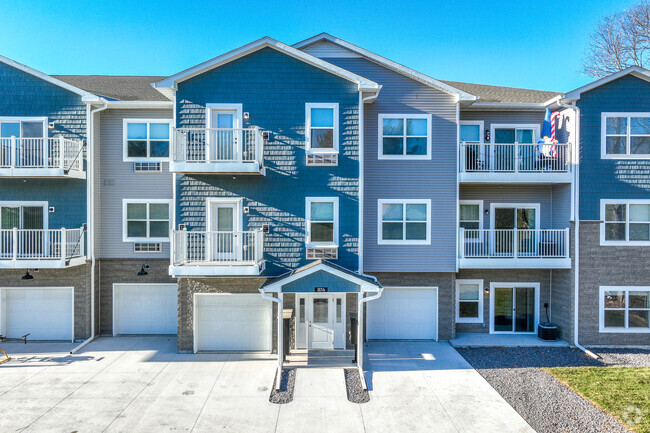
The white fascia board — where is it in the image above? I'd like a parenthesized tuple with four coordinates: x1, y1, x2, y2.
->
(153, 36, 380, 94)
(564, 66, 650, 100)
(0, 54, 100, 101)
(293, 33, 476, 101)
(260, 262, 380, 293)
(103, 100, 174, 109)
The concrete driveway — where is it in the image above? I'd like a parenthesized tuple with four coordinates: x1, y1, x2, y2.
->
(0, 337, 533, 433)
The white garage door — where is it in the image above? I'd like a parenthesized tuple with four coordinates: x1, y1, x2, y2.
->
(1, 287, 73, 341)
(195, 294, 272, 352)
(113, 284, 177, 335)
(367, 288, 438, 340)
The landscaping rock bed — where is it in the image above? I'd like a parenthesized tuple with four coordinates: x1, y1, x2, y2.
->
(593, 348, 650, 367)
(269, 368, 295, 404)
(344, 368, 369, 404)
(456, 347, 632, 433)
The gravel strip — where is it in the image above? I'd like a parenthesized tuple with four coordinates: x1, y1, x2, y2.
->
(269, 368, 295, 404)
(344, 368, 370, 404)
(591, 348, 650, 367)
(456, 347, 632, 433)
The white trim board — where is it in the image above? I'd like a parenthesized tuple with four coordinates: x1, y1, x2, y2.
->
(564, 66, 650, 100)
(293, 33, 476, 102)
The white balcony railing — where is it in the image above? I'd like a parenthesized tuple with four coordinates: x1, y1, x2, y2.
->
(171, 127, 264, 173)
(0, 227, 86, 266)
(0, 137, 85, 174)
(459, 228, 569, 259)
(460, 142, 570, 174)
(172, 229, 264, 272)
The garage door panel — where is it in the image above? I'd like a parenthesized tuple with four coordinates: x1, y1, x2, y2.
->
(196, 295, 271, 352)
(114, 284, 177, 335)
(2, 288, 73, 341)
(367, 288, 437, 340)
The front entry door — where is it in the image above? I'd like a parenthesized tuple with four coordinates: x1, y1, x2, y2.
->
(208, 202, 239, 262)
(209, 109, 240, 161)
(492, 285, 537, 333)
(295, 294, 345, 350)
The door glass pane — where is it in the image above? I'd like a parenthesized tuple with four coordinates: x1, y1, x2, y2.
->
(495, 208, 514, 254)
(517, 208, 536, 229)
(313, 298, 328, 323)
(515, 287, 535, 332)
(495, 129, 516, 143)
(216, 113, 234, 129)
(22, 122, 43, 138)
(1, 207, 19, 229)
(516, 129, 534, 143)
(299, 298, 305, 323)
(22, 207, 43, 230)
(216, 208, 234, 231)
(1, 122, 20, 138)
(494, 287, 513, 331)
(494, 208, 515, 229)
(336, 298, 342, 323)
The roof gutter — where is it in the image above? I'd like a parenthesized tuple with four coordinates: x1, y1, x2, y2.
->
(103, 100, 173, 109)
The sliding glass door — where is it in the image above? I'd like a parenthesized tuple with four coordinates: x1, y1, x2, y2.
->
(492, 285, 537, 333)
(493, 205, 538, 256)
(0, 205, 45, 257)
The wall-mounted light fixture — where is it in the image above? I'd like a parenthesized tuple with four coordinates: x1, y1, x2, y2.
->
(22, 270, 34, 280)
(484, 286, 490, 295)
(243, 112, 250, 120)
(484, 129, 490, 143)
(484, 208, 489, 216)
(137, 264, 149, 276)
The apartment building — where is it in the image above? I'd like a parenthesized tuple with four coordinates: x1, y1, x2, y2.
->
(0, 34, 647, 358)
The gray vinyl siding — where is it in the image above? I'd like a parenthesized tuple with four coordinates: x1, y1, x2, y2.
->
(459, 184, 556, 229)
(459, 110, 545, 137)
(325, 57, 458, 272)
(97, 108, 173, 258)
(551, 184, 572, 229)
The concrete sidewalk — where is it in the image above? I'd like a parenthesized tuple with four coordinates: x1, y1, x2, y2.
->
(0, 337, 534, 432)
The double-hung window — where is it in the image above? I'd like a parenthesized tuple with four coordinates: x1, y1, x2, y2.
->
(459, 201, 482, 241)
(602, 113, 650, 158)
(305, 104, 339, 154)
(379, 114, 431, 159)
(460, 121, 484, 171)
(600, 287, 650, 332)
(305, 197, 339, 247)
(601, 199, 650, 245)
(378, 199, 430, 244)
(456, 279, 484, 323)
(122, 199, 172, 242)
(123, 120, 171, 162)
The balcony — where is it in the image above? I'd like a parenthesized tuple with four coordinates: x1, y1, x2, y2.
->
(459, 142, 572, 183)
(458, 228, 570, 269)
(0, 137, 85, 178)
(170, 229, 265, 276)
(170, 127, 265, 174)
(0, 227, 86, 268)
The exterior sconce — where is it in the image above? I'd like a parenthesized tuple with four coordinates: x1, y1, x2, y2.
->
(484, 286, 490, 295)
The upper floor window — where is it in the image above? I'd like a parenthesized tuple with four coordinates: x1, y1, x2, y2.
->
(123, 120, 170, 162)
(601, 113, 650, 159)
(378, 199, 431, 245)
(460, 122, 483, 144)
(122, 199, 172, 242)
(600, 287, 650, 333)
(601, 199, 650, 245)
(305, 197, 339, 247)
(0, 117, 46, 139)
(459, 200, 482, 241)
(305, 103, 339, 154)
(379, 114, 431, 160)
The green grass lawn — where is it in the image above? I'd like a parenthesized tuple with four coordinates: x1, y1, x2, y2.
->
(545, 367, 650, 433)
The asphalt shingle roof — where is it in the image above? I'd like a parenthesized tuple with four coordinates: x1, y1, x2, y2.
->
(52, 75, 169, 101)
(441, 80, 560, 104)
(260, 260, 381, 289)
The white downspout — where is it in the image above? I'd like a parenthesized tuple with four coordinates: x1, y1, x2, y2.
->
(556, 99, 598, 359)
(71, 100, 108, 354)
(259, 289, 283, 389)
(357, 287, 383, 390)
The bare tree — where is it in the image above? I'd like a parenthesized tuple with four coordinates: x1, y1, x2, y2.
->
(584, 1, 650, 77)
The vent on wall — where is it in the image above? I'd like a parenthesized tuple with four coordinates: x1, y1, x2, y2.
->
(306, 247, 338, 260)
(134, 242, 162, 253)
(133, 162, 162, 172)
(307, 153, 338, 166)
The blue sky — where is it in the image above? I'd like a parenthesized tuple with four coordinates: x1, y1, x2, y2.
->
(0, 0, 636, 92)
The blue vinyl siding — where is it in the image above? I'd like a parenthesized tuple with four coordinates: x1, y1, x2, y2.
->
(175, 47, 360, 275)
(578, 74, 650, 220)
(0, 61, 87, 228)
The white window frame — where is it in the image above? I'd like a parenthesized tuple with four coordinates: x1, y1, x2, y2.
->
(490, 123, 540, 144)
(459, 200, 483, 243)
(456, 279, 484, 323)
(0, 117, 48, 138)
(377, 199, 431, 245)
(122, 199, 172, 242)
(0, 201, 48, 230)
(599, 286, 650, 333)
(601, 112, 650, 159)
(305, 103, 339, 154)
(600, 199, 650, 246)
(378, 113, 432, 160)
(305, 197, 339, 248)
(122, 119, 172, 162)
